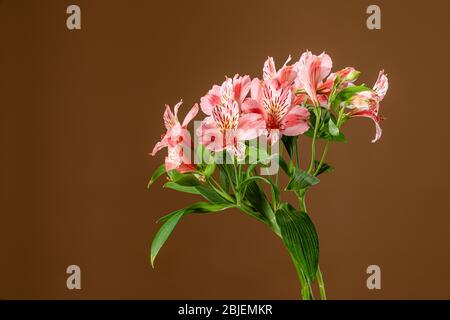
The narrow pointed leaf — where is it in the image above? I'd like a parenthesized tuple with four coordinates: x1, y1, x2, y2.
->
(151, 202, 235, 267)
(147, 164, 166, 188)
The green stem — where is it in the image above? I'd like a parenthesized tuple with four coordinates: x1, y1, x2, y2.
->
(316, 266, 327, 300)
(307, 108, 322, 173)
(313, 141, 330, 176)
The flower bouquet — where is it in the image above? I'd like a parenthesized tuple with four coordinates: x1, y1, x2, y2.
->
(148, 51, 388, 300)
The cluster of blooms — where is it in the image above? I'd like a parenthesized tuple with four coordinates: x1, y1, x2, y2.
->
(151, 51, 388, 172)
(148, 51, 389, 300)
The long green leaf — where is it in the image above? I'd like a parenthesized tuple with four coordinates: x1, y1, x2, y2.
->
(164, 181, 230, 203)
(157, 202, 234, 223)
(286, 167, 320, 190)
(150, 209, 184, 267)
(151, 202, 235, 267)
(164, 182, 201, 194)
(147, 164, 166, 188)
(243, 181, 272, 225)
(276, 203, 320, 282)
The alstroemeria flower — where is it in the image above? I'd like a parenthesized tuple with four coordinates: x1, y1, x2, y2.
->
(346, 70, 389, 143)
(151, 100, 199, 172)
(242, 78, 310, 144)
(263, 56, 298, 89)
(294, 51, 333, 107)
(200, 74, 251, 115)
(198, 77, 265, 159)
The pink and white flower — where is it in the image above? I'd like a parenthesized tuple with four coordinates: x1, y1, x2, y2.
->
(242, 78, 310, 144)
(263, 56, 298, 89)
(200, 75, 251, 115)
(346, 70, 389, 143)
(151, 100, 199, 173)
(198, 77, 266, 159)
(294, 51, 333, 107)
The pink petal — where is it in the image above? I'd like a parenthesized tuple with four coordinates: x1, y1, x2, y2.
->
(350, 106, 383, 143)
(238, 113, 266, 140)
(276, 65, 297, 88)
(163, 105, 177, 130)
(197, 117, 225, 152)
(173, 100, 183, 119)
(372, 121, 382, 143)
(200, 85, 221, 115)
(241, 98, 266, 116)
(263, 57, 276, 81)
(182, 103, 199, 127)
(373, 70, 388, 100)
(318, 52, 333, 81)
(281, 106, 310, 136)
(151, 133, 169, 156)
(250, 78, 263, 101)
(233, 75, 251, 102)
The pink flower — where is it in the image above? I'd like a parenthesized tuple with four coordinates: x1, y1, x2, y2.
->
(263, 56, 298, 89)
(200, 75, 251, 115)
(347, 70, 389, 143)
(295, 51, 333, 107)
(151, 100, 199, 172)
(242, 78, 310, 144)
(198, 77, 266, 159)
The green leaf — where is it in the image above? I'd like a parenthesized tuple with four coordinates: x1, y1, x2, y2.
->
(276, 203, 320, 282)
(157, 201, 234, 223)
(328, 119, 339, 136)
(164, 182, 201, 194)
(151, 202, 235, 267)
(243, 181, 272, 224)
(194, 185, 229, 203)
(327, 132, 347, 142)
(313, 161, 334, 176)
(150, 209, 184, 268)
(242, 176, 280, 204)
(331, 85, 371, 111)
(147, 164, 166, 188)
(219, 167, 230, 192)
(286, 167, 320, 190)
(164, 181, 230, 203)
(281, 136, 297, 159)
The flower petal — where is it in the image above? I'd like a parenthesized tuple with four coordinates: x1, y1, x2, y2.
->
(281, 106, 310, 136)
(373, 70, 388, 100)
(182, 103, 199, 127)
(151, 134, 169, 156)
(200, 85, 221, 115)
(197, 117, 225, 152)
(238, 113, 266, 140)
(163, 105, 177, 130)
(241, 98, 265, 116)
(263, 57, 276, 81)
(233, 74, 251, 102)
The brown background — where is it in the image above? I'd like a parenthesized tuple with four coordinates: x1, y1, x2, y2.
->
(1, 0, 449, 299)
